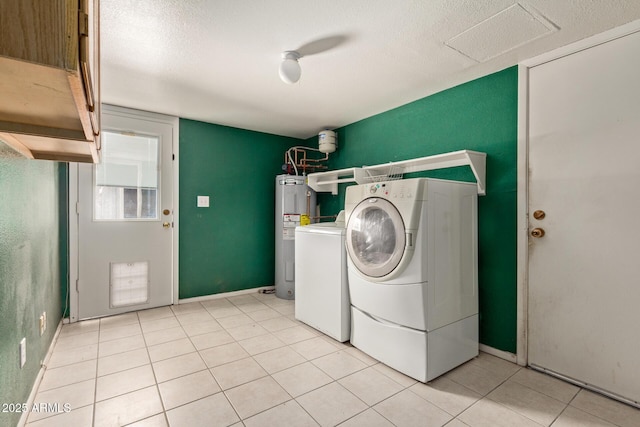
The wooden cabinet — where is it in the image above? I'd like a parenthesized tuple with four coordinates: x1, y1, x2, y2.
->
(0, 0, 100, 163)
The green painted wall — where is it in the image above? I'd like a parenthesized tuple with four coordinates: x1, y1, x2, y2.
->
(178, 119, 302, 298)
(0, 143, 63, 427)
(316, 67, 518, 352)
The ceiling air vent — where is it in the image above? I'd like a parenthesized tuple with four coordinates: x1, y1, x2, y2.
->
(445, 3, 558, 62)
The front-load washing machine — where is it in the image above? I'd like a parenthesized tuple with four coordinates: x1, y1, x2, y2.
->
(345, 178, 478, 382)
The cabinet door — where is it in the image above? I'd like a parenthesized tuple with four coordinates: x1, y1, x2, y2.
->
(0, 0, 100, 162)
(79, 0, 100, 140)
(0, 0, 78, 68)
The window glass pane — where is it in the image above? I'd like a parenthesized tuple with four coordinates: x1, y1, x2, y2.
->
(123, 188, 138, 218)
(95, 131, 159, 220)
(141, 189, 157, 218)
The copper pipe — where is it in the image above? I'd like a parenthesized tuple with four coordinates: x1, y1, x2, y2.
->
(284, 147, 330, 174)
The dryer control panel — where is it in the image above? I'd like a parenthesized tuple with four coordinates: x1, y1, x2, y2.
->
(367, 181, 420, 200)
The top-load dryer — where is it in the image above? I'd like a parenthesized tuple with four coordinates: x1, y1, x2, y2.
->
(345, 178, 478, 382)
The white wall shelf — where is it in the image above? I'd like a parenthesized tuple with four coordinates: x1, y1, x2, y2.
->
(306, 167, 368, 195)
(307, 150, 487, 195)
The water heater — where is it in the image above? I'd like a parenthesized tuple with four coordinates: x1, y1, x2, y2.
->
(274, 174, 316, 299)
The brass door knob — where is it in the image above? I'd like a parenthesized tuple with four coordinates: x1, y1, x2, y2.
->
(530, 228, 545, 238)
(533, 210, 546, 220)
(163, 222, 171, 229)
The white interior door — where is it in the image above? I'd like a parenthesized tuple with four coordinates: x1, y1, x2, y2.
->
(527, 29, 640, 404)
(77, 109, 175, 319)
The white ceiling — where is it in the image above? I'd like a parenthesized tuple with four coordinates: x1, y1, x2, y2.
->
(100, 1, 640, 139)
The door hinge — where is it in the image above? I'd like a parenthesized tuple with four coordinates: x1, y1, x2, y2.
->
(76, 202, 80, 215)
(78, 10, 89, 37)
(76, 279, 79, 293)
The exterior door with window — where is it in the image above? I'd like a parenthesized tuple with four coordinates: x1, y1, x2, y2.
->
(77, 108, 174, 319)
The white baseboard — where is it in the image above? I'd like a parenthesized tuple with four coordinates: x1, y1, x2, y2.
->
(479, 343, 518, 364)
(177, 286, 275, 304)
(17, 319, 64, 427)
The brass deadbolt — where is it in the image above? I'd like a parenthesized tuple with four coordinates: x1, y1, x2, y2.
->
(163, 209, 171, 216)
(533, 210, 546, 220)
(530, 228, 545, 238)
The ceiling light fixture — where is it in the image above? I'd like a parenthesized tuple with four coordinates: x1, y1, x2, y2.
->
(279, 51, 302, 84)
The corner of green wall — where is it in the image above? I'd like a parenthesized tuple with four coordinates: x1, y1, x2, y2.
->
(178, 119, 306, 298)
(178, 66, 519, 353)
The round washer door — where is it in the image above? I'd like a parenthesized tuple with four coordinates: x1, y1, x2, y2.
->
(346, 197, 406, 278)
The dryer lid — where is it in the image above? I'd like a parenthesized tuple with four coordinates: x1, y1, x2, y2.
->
(346, 197, 406, 278)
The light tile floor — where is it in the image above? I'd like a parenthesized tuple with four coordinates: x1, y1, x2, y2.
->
(26, 292, 640, 427)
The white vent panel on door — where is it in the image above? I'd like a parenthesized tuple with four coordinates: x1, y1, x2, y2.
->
(110, 261, 149, 308)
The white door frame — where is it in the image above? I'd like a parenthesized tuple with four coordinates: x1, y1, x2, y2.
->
(68, 105, 179, 322)
(516, 19, 640, 366)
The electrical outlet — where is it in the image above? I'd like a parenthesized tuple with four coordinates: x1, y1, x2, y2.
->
(39, 314, 45, 336)
(19, 338, 26, 368)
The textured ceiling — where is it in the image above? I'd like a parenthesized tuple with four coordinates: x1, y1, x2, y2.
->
(100, 1, 640, 139)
